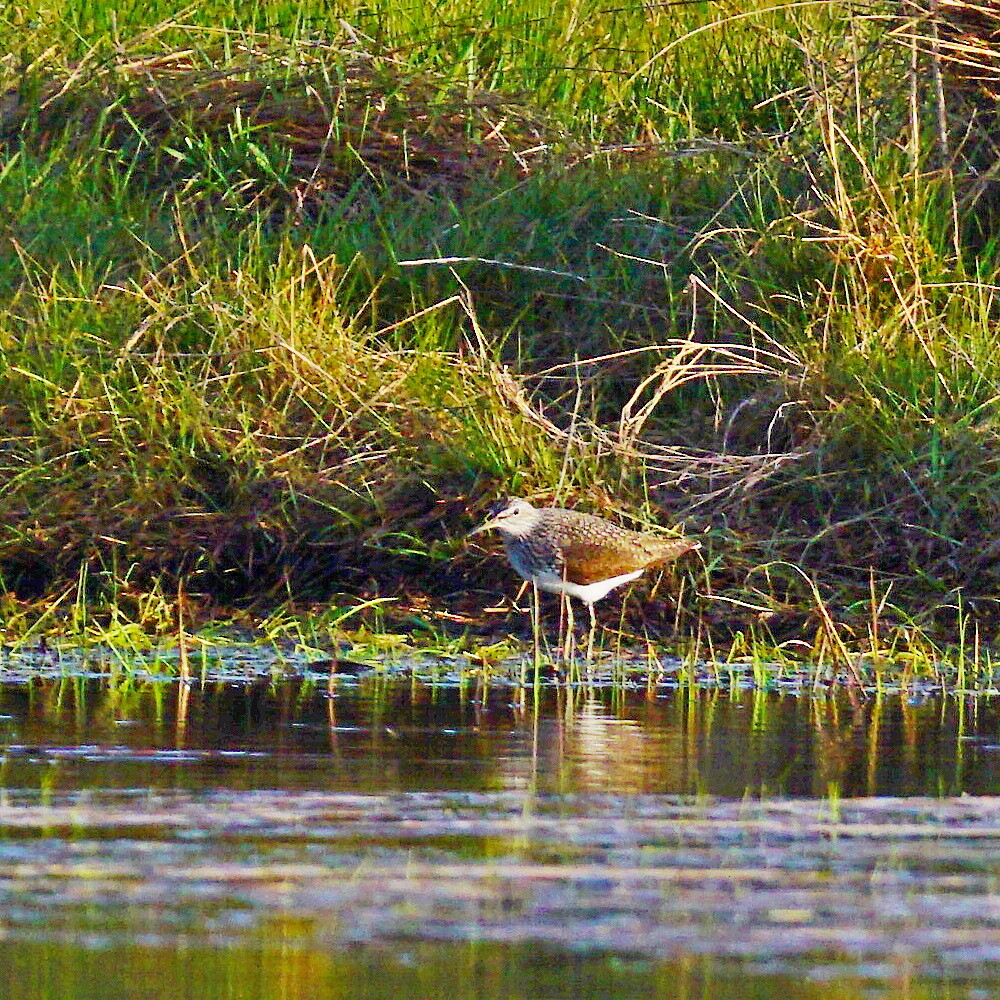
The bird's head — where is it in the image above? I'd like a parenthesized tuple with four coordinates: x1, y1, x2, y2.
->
(469, 497, 541, 539)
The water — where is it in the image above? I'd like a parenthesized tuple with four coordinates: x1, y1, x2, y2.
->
(2, 667, 1000, 999)
(2, 675, 998, 797)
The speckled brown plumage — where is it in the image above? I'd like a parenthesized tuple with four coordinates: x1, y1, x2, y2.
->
(516, 508, 698, 586)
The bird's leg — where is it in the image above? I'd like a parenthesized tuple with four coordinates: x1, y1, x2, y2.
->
(531, 581, 542, 673)
(564, 596, 576, 668)
(584, 602, 597, 666)
(558, 560, 575, 668)
(556, 590, 567, 660)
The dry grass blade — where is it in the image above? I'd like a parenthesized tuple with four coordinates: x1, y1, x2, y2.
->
(896, 0, 1000, 97)
(487, 330, 810, 502)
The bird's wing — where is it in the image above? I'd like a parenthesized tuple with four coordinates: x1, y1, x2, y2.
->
(559, 538, 648, 585)
(641, 535, 701, 564)
(560, 535, 697, 586)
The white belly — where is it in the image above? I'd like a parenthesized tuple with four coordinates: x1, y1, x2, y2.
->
(503, 539, 645, 605)
(530, 568, 644, 605)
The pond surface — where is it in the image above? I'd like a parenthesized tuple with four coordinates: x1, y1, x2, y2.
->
(3, 662, 1000, 999)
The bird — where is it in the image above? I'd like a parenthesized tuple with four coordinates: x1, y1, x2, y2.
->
(470, 497, 700, 663)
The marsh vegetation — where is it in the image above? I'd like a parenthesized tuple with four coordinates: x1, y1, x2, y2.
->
(9, 8, 1000, 993)
(2, 1, 1000, 672)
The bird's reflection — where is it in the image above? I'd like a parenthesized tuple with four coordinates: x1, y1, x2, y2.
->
(500, 690, 691, 795)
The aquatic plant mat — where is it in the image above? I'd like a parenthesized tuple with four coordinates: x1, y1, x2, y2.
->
(0, 638, 984, 695)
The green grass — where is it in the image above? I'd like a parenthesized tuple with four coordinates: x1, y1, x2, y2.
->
(2, 0, 1000, 670)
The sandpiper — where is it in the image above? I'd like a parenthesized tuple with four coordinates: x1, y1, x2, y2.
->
(470, 497, 700, 662)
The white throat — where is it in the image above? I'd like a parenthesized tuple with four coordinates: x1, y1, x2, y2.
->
(494, 507, 542, 539)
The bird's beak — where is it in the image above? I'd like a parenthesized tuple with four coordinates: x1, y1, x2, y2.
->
(468, 517, 499, 538)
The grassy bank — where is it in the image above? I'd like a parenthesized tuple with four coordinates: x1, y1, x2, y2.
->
(1, 0, 1000, 665)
